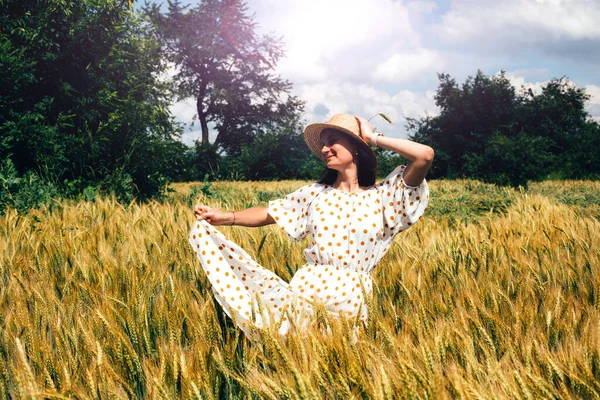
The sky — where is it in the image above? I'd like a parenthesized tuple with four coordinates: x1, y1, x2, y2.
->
(168, 0, 600, 144)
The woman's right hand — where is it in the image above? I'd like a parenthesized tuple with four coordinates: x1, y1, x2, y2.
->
(194, 205, 232, 226)
(355, 115, 375, 144)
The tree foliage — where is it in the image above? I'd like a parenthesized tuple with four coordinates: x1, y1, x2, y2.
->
(184, 117, 323, 182)
(408, 70, 600, 187)
(144, 0, 304, 154)
(0, 0, 181, 202)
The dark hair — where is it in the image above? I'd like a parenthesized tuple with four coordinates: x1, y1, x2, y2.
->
(318, 138, 377, 187)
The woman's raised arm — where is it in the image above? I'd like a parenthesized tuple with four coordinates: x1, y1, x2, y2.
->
(355, 116, 434, 187)
(194, 205, 275, 227)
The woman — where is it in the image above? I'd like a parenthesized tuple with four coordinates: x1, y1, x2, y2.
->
(189, 113, 434, 339)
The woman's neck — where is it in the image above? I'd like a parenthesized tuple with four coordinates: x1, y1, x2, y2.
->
(333, 168, 361, 193)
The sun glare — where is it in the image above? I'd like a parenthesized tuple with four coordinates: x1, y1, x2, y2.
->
(275, 0, 377, 62)
(288, 1, 372, 48)
(262, 0, 412, 81)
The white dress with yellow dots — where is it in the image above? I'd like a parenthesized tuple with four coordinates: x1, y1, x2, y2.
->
(188, 165, 429, 339)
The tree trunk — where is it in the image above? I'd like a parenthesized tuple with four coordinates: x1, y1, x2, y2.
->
(197, 95, 209, 144)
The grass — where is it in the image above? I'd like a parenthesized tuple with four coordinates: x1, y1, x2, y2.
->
(0, 178, 599, 398)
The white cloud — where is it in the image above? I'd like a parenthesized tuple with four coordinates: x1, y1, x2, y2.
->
(438, 0, 600, 58)
(296, 81, 439, 138)
(506, 68, 551, 79)
(585, 84, 600, 121)
(441, 0, 600, 41)
(255, 0, 420, 84)
(503, 73, 600, 121)
(373, 49, 444, 83)
(586, 84, 600, 104)
(406, 1, 437, 14)
(504, 72, 547, 95)
(170, 98, 197, 123)
(180, 129, 219, 147)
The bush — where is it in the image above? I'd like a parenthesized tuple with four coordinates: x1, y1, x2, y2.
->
(0, 158, 58, 214)
(483, 132, 554, 188)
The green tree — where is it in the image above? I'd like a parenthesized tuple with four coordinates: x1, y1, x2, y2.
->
(482, 132, 554, 188)
(235, 119, 320, 180)
(409, 70, 520, 179)
(375, 148, 405, 178)
(408, 70, 599, 186)
(563, 121, 600, 179)
(144, 0, 304, 154)
(190, 142, 224, 180)
(517, 78, 596, 178)
(0, 0, 181, 201)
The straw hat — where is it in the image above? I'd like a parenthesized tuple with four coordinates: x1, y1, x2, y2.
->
(304, 113, 376, 164)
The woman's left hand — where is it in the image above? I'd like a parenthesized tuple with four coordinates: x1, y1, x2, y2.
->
(354, 116, 375, 144)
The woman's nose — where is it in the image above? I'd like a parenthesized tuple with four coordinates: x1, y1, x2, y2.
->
(321, 145, 330, 154)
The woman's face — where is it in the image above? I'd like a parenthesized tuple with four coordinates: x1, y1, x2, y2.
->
(320, 129, 357, 170)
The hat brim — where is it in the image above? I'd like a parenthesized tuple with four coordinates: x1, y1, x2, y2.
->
(304, 122, 376, 163)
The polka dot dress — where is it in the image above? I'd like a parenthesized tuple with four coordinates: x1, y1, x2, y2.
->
(189, 165, 429, 339)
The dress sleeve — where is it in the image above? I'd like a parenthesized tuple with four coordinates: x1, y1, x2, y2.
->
(377, 165, 430, 237)
(267, 183, 324, 242)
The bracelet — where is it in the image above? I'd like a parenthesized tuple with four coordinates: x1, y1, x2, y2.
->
(371, 132, 383, 147)
(230, 211, 236, 226)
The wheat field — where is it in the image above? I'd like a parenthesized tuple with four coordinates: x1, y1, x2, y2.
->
(1, 179, 599, 399)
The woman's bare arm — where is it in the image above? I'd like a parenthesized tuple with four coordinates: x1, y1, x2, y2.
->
(355, 116, 434, 187)
(194, 205, 275, 227)
(375, 136, 434, 187)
